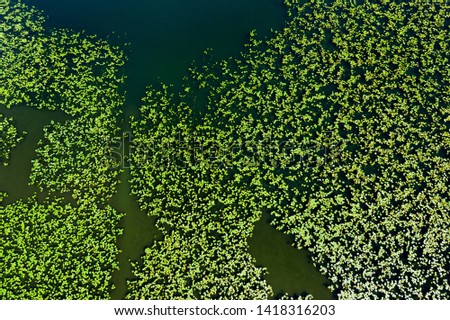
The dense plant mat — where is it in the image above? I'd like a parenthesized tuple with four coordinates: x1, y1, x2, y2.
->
(1, 0, 125, 299)
(0, 113, 23, 167)
(128, 0, 450, 299)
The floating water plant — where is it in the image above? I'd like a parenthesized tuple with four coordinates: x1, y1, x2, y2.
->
(2, 0, 450, 300)
(0, 197, 123, 299)
(1, 0, 126, 299)
(0, 113, 23, 167)
(128, 0, 450, 299)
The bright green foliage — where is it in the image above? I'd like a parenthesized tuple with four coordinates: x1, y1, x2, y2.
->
(204, 1, 450, 299)
(1, 1, 126, 299)
(129, 0, 450, 299)
(0, 0, 126, 117)
(129, 230, 271, 299)
(128, 87, 272, 299)
(0, 113, 23, 166)
(1, 0, 126, 204)
(0, 198, 123, 299)
(30, 116, 121, 205)
(3, 0, 450, 300)
(261, 1, 450, 299)
(0, 112, 23, 204)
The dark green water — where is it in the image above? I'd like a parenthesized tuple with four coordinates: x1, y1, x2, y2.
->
(249, 213, 333, 299)
(0, 107, 69, 204)
(109, 170, 162, 299)
(13, 0, 332, 299)
(25, 0, 286, 108)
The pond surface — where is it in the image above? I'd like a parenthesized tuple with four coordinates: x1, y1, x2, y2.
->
(24, 0, 286, 109)
(109, 170, 162, 299)
(13, 0, 332, 299)
(249, 213, 333, 299)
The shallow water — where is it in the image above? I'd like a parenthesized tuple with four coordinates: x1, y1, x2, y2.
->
(249, 213, 333, 299)
(14, 0, 333, 299)
(109, 169, 162, 299)
(0, 107, 69, 204)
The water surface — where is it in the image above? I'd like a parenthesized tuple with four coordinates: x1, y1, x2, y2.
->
(249, 212, 333, 299)
(25, 0, 286, 108)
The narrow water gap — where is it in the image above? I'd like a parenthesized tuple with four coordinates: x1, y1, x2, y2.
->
(248, 212, 334, 300)
(109, 168, 162, 299)
(0, 107, 70, 204)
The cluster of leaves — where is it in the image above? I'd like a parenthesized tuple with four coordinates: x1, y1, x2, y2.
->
(0, 0, 126, 118)
(0, 113, 23, 167)
(0, 198, 123, 299)
(2, 0, 449, 300)
(280, 293, 314, 300)
(129, 0, 450, 299)
(127, 86, 272, 299)
(29, 115, 121, 205)
(1, 1, 126, 299)
(262, 0, 450, 299)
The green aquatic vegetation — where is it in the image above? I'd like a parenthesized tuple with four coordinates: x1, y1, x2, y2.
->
(129, 0, 450, 299)
(270, 1, 450, 299)
(0, 0, 126, 117)
(203, 0, 450, 299)
(2, 0, 450, 300)
(30, 115, 121, 205)
(280, 293, 314, 300)
(128, 228, 271, 299)
(1, 0, 126, 299)
(1, 0, 126, 204)
(127, 86, 272, 299)
(0, 197, 123, 299)
(0, 113, 23, 166)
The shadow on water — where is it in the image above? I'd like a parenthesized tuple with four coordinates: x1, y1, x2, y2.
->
(0, 107, 69, 204)
(248, 212, 334, 300)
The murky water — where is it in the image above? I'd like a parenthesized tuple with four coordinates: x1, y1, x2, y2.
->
(109, 169, 162, 299)
(24, 0, 286, 108)
(249, 213, 333, 299)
